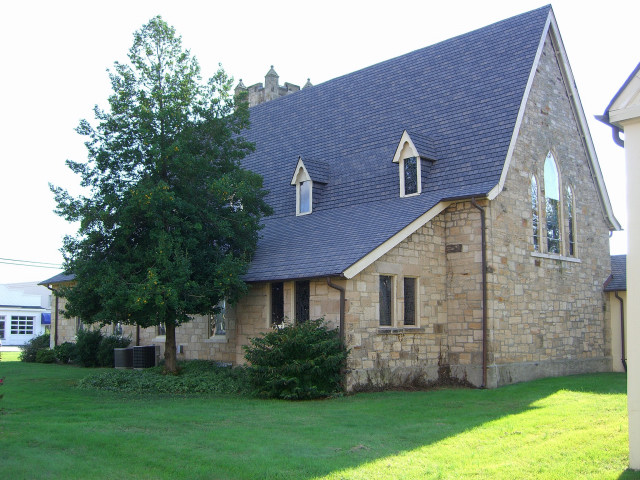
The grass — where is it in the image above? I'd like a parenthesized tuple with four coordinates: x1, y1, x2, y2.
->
(0, 359, 636, 480)
(0, 351, 20, 362)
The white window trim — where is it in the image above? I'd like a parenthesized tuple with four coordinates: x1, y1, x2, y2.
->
(291, 157, 313, 215)
(392, 131, 422, 198)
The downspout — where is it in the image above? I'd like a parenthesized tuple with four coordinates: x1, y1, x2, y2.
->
(614, 291, 627, 372)
(327, 277, 345, 345)
(471, 198, 488, 389)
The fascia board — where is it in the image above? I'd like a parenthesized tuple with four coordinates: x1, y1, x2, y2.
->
(488, 12, 550, 202)
(342, 200, 451, 279)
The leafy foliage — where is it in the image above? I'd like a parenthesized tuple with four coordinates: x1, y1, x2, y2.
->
(97, 334, 132, 367)
(243, 318, 348, 400)
(75, 329, 104, 367)
(75, 329, 131, 367)
(51, 16, 271, 373)
(54, 342, 78, 364)
(77, 360, 250, 395)
(35, 349, 57, 364)
(19, 334, 51, 362)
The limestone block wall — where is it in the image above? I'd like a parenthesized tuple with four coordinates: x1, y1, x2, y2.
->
(344, 218, 450, 388)
(484, 34, 612, 386)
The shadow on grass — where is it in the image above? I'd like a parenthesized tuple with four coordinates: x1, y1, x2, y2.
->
(0, 362, 629, 480)
(619, 469, 640, 479)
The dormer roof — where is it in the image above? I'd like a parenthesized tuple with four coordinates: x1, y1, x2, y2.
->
(392, 130, 438, 163)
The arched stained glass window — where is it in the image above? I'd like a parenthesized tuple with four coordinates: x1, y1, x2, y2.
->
(544, 152, 561, 254)
(531, 175, 540, 251)
(566, 185, 576, 256)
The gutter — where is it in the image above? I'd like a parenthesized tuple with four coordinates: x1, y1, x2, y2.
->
(471, 198, 488, 389)
(326, 277, 345, 344)
(614, 291, 627, 372)
(595, 114, 625, 148)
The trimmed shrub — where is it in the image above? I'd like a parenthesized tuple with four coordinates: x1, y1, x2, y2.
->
(75, 329, 104, 367)
(19, 333, 51, 362)
(97, 335, 131, 367)
(54, 342, 78, 364)
(35, 349, 57, 363)
(243, 318, 348, 400)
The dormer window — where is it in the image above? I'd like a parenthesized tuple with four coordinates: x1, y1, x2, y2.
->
(291, 156, 329, 216)
(403, 157, 419, 195)
(392, 130, 436, 198)
(299, 180, 312, 214)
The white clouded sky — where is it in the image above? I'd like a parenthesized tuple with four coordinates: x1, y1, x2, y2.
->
(0, 0, 636, 283)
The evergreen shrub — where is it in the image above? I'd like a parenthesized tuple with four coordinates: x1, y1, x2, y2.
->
(19, 334, 51, 362)
(75, 329, 104, 367)
(35, 349, 57, 363)
(54, 342, 78, 364)
(243, 318, 348, 400)
(97, 334, 131, 367)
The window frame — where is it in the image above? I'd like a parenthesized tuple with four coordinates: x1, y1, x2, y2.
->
(399, 155, 422, 197)
(0, 316, 5, 339)
(566, 184, 576, 257)
(10, 315, 34, 335)
(295, 280, 310, 324)
(403, 276, 419, 326)
(270, 282, 285, 327)
(379, 275, 395, 327)
(531, 174, 541, 252)
(208, 299, 227, 338)
(543, 152, 562, 255)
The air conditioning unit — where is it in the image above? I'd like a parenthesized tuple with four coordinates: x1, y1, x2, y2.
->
(114, 347, 133, 369)
(133, 345, 158, 369)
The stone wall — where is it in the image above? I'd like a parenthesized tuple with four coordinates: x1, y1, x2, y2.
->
(483, 34, 612, 386)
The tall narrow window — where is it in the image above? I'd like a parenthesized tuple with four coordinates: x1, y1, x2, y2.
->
(566, 185, 576, 256)
(544, 152, 561, 254)
(299, 180, 312, 214)
(379, 275, 393, 326)
(403, 277, 416, 326)
(0, 316, 5, 339)
(271, 282, 284, 326)
(531, 175, 540, 252)
(208, 300, 226, 337)
(295, 280, 310, 323)
(404, 157, 418, 195)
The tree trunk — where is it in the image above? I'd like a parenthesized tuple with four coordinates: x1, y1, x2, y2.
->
(164, 322, 178, 374)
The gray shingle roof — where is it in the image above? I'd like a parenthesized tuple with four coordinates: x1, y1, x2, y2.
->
(604, 255, 626, 291)
(39, 273, 76, 285)
(242, 6, 552, 282)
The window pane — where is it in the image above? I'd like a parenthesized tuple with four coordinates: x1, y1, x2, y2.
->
(299, 181, 311, 213)
(295, 281, 310, 323)
(379, 276, 392, 326)
(404, 157, 418, 195)
(566, 186, 575, 256)
(404, 277, 416, 326)
(531, 175, 540, 252)
(210, 300, 226, 336)
(271, 282, 284, 326)
(544, 153, 561, 254)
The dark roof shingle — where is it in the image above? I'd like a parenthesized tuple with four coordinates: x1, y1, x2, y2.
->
(242, 6, 552, 281)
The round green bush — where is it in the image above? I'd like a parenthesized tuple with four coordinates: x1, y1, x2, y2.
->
(19, 333, 51, 362)
(54, 342, 78, 364)
(97, 335, 131, 367)
(35, 349, 57, 363)
(243, 318, 348, 400)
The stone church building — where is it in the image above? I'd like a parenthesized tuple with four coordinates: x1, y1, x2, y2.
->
(43, 6, 621, 389)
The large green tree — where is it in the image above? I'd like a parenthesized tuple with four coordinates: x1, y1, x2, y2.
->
(52, 16, 271, 373)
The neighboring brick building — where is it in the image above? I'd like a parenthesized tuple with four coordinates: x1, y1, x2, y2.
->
(42, 6, 621, 389)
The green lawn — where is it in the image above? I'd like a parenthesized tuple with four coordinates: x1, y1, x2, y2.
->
(0, 360, 635, 480)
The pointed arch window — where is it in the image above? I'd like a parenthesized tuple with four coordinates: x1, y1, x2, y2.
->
(566, 185, 576, 256)
(544, 152, 561, 254)
(530, 174, 541, 252)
